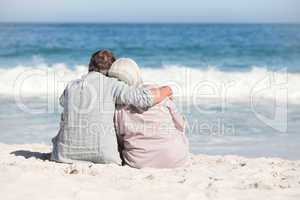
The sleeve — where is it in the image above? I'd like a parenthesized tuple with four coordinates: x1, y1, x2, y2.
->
(164, 99, 187, 132)
(111, 78, 154, 109)
(59, 88, 66, 107)
(59, 80, 74, 108)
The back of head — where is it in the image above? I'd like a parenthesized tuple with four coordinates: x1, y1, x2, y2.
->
(89, 50, 116, 75)
(108, 58, 142, 86)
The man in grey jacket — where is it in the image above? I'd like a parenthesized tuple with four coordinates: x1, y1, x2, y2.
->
(51, 50, 172, 164)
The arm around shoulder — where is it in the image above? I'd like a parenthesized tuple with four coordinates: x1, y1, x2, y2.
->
(111, 78, 173, 108)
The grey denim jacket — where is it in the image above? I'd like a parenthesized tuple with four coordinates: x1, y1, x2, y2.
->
(51, 72, 154, 164)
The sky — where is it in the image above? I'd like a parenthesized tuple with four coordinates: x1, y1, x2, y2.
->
(0, 0, 299, 23)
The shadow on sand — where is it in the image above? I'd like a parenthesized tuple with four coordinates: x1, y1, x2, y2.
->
(10, 150, 51, 161)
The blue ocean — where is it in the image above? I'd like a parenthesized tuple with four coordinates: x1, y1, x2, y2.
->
(0, 23, 300, 159)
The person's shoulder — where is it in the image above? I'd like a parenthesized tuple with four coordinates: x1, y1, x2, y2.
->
(65, 73, 98, 90)
(66, 78, 82, 89)
(87, 71, 121, 83)
(106, 75, 128, 88)
(84, 71, 105, 80)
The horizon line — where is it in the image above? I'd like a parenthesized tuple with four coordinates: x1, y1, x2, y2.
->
(0, 21, 300, 25)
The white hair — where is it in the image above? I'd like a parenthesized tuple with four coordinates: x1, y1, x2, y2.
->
(108, 58, 142, 86)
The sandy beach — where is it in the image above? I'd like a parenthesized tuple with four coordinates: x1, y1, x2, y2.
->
(0, 143, 299, 200)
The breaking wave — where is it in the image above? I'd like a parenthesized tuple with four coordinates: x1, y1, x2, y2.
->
(0, 63, 299, 104)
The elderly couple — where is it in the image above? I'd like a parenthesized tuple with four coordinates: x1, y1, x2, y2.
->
(51, 50, 190, 169)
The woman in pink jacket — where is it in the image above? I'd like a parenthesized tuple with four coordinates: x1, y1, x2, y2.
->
(109, 58, 190, 169)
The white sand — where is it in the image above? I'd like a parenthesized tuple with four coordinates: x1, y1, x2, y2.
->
(1, 143, 300, 200)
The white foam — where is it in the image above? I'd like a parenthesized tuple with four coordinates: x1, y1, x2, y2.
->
(142, 65, 300, 104)
(0, 64, 299, 104)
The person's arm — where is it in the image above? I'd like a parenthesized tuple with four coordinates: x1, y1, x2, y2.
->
(59, 89, 66, 107)
(164, 99, 187, 132)
(111, 78, 172, 109)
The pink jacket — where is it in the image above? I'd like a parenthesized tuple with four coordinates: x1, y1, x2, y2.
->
(114, 99, 190, 169)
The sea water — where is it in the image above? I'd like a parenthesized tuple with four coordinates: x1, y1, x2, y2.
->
(0, 23, 300, 159)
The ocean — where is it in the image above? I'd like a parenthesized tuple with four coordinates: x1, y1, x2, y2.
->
(0, 23, 300, 159)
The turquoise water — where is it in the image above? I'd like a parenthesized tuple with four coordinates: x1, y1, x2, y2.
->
(1, 23, 300, 70)
(0, 23, 300, 159)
